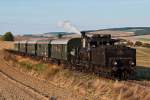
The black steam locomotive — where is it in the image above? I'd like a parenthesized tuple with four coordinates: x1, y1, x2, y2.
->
(13, 32, 136, 79)
(70, 32, 136, 79)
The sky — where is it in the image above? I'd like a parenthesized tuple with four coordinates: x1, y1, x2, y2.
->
(0, 0, 150, 35)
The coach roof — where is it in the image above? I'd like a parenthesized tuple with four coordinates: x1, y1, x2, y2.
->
(51, 38, 80, 44)
(27, 40, 38, 44)
(37, 39, 52, 44)
(19, 40, 27, 44)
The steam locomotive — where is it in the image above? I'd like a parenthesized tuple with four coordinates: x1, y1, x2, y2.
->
(13, 32, 136, 79)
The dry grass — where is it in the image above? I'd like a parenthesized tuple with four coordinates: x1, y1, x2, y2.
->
(1, 41, 150, 99)
(5, 54, 114, 99)
(0, 41, 13, 50)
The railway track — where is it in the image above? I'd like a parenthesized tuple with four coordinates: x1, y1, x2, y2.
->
(0, 70, 49, 100)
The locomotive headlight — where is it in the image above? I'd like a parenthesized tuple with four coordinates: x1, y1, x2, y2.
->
(131, 62, 135, 65)
(114, 62, 117, 65)
(112, 67, 118, 71)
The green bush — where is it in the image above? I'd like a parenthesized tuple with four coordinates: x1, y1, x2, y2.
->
(19, 61, 46, 72)
(19, 61, 33, 70)
(2, 32, 14, 41)
(34, 63, 46, 72)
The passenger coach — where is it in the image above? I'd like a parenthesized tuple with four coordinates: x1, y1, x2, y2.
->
(50, 38, 81, 61)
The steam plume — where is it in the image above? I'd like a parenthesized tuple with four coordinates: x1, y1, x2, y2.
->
(58, 20, 81, 35)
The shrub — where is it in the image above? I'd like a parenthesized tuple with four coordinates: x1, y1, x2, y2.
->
(126, 41, 134, 46)
(19, 61, 33, 70)
(34, 63, 46, 72)
(135, 41, 143, 46)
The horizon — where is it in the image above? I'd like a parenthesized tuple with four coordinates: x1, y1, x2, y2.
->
(0, 0, 150, 35)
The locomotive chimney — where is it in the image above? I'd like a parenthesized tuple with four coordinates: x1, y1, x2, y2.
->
(81, 31, 86, 48)
(81, 31, 86, 38)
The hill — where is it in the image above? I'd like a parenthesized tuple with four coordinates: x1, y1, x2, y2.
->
(99, 27, 150, 36)
(13, 27, 150, 41)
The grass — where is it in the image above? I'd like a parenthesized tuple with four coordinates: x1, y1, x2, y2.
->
(19, 61, 33, 70)
(19, 61, 46, 73)
(34, 63, 46, 72)
(136, 66, 150, 80)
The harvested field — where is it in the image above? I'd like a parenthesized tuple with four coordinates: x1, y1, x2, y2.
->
(121, 35, 150, 43)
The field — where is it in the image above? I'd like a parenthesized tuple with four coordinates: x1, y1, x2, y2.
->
(136, 47, 150, 67)
(139, 38, 150, 42)
(121, 34, 150, 43)
(0, 41, 150, 100)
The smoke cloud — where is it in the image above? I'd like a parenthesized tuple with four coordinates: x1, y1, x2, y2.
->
(58, 20, 81, 35)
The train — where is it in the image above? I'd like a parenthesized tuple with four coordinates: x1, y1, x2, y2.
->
(13, 32, 136, 79)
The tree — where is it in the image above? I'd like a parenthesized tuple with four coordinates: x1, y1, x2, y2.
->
(135, 41, 143, 46)
(2, 32, 14, 41)
(57, 34, 63, 38)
